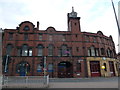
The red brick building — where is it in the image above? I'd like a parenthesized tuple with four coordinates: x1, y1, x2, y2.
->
(2, 8, 118, 78)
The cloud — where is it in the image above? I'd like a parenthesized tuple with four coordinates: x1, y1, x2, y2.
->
(0, 0, 119, 52)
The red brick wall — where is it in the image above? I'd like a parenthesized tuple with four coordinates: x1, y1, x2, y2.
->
(2, 18, 116, 77)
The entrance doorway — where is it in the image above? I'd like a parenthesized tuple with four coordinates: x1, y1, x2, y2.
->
(58, 61, 73, 78)
(90, 61, 101, 77)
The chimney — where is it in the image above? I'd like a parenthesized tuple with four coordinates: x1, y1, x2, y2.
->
(37, 21, 39, 30)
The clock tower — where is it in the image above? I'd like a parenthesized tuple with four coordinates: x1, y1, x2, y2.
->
(67, 7, 81, 33)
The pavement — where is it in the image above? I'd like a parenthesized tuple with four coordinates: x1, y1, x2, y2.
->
(1, 77, 119, 89)
(49, 77, 119, 88)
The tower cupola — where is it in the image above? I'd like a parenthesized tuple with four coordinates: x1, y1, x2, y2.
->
(68, 7, 77, 18)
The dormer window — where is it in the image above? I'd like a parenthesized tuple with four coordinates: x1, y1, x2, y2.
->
(24, 26, 30, 31)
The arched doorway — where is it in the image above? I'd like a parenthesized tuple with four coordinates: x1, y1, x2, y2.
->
(16, 61, 30, 76)
(58, 61, 73, 78)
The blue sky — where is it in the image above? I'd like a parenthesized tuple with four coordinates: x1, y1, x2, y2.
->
(0, 0, 119, 53)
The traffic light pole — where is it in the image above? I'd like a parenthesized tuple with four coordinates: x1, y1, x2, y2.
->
(4, 55, 8, 73)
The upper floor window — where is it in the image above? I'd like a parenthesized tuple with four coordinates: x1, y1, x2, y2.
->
(6, 44, 13, 55)
(93, 37, 97, 43)
(39, 34, 42, 41)
(9, 33, 13, 40)
(48, 44, 54, 56)
(101, 48, 105, 55)
(85, 35, 89, 42)
(62, 45, 67, 56)
(38, 45, 43, 56)
(62, 35, 66, 41)
(29, 48, 32, 56)
(23, 26, 30, 31)
(91, 46, 95, 56)
(17, 48, 21, 56)
(88, 46, 97, 56)
(88, 48, 91, 56)
(22, 45, 28, 56)
(99, 37, 102, 43)
(95, 48, 99, 56)
(76, 47, 79, 52)
(49, 35, 52, 41)
(60, 45, 71, 56)
(24, 34, 28, 40)
(107, 49, 111, 57)
(75, 34, 78, 38)
(21, 45, 32, 56)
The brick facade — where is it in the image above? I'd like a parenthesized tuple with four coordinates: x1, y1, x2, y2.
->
(2, 8, 118, 77)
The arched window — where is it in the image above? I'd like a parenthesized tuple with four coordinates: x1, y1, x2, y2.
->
(18, 45, 32, 56)
(62, 45, 67, 56)
(87, 48, 91, 56)
(6, 44, 13, 55)
(60, 45, 71, 56)
(48, 44, 54, 56)
(48, 63, 53, 72)
(22, 45, 28, 56)
(107, 49, 111, 57)
(38, 45, 43, 56)
(88, 46, 98, 56)
(23, 26, 30, 31)
(112, 49, 115, 57)
(95, 48, 99, 56)
(91, 46, 95, 56)
(110, 50, 113, 57)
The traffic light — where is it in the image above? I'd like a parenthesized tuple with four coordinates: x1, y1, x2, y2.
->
(41, 56, 44, 67)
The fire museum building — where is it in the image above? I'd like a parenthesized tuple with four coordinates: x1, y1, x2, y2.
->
(2, 8, 118, 78)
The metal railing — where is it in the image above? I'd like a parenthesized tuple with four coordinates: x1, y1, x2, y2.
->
(2, 75, 49, 88)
